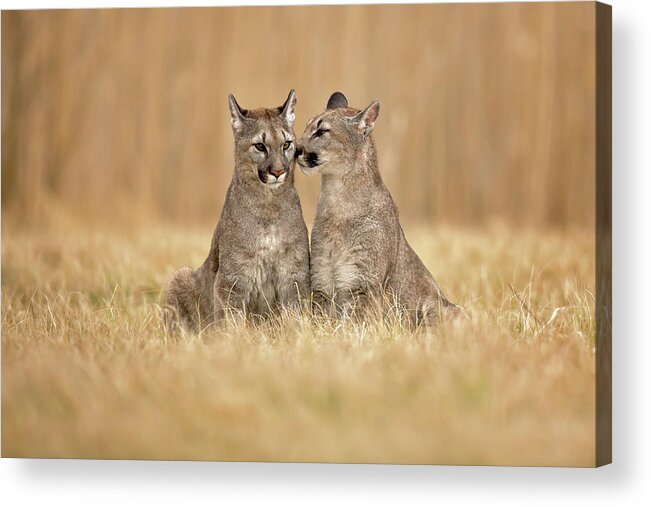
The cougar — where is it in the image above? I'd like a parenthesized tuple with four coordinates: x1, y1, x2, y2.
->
(165, 90, 310, 331)
(295, 91, 458, 325)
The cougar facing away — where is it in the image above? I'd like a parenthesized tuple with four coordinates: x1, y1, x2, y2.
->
(165, 90, 310, 331)
(295, 91, 459, 325)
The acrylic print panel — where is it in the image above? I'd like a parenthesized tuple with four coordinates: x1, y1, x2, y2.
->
(1, 1, 611, 466)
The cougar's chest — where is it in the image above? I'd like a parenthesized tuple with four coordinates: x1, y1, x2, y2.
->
(310, 223, 361, 297)
(242, 227, 284, 311)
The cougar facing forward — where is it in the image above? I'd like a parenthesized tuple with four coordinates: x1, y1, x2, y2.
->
(165, 90, 310, 331)
(296, 91, 458, 325)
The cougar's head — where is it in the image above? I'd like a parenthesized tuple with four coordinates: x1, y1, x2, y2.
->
(228, 90, 297, 189)
(295, 91, 380, 176)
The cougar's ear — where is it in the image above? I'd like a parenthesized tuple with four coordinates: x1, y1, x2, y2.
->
(278, 89, 297, 127)
(326, 91, 348, 110)
(352, 100, 380, 138)
(228, 93, 248, 131)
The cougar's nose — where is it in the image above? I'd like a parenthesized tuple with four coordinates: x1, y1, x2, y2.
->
(270, 167, 284, 178)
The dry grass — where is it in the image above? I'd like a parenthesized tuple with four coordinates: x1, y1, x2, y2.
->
(1, 223, 596, 466)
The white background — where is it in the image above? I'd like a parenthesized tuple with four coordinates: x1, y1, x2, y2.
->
(1, 0, 649, 505)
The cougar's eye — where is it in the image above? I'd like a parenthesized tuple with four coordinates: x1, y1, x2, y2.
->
(282, 141, 292, 150)
(314, 129, 327, 138)
(254, 143, 266, 152)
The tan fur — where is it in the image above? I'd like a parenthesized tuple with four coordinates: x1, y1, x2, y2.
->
(165, 91, 310, 331)
(296, 92, 458, 325)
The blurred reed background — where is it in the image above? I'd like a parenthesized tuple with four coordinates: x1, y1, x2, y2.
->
(1, 2, 595, 229)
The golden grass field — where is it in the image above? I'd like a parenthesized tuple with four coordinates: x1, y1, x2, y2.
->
(1, 222, 596, 466)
